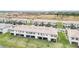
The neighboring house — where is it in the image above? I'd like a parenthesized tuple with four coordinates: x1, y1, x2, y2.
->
(32, 19, 79, 29)
(9, 25, 58, 42)
(63, 21, 79, 29)
(0, 23, 13, 33)
(0, 17, 79, 29)
(67, 29, 79, 46)
(32, 19, 57, 26)
(0, 18, 31, 24)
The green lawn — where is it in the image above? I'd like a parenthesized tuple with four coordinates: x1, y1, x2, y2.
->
(0, 33, 77, 48)
(58, 32, 77, 48)
(58, 32, 68, 44)
(56, 22, 64, 29)
(56, 21, 77, 48)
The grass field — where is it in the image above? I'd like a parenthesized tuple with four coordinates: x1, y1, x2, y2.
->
(26, 15, 79, 21)
(58, 32, 77, 48)
(0, 33, 77, 48)
(56, 22, 64, 28)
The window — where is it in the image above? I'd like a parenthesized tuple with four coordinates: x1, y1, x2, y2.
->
(12, 30, 14, 32)
(26, 32, 28, 33)
(0, 29, 3, 31)
(22, 31, 24, 33)
(19, 31, 22, 32)
(38, 33, 39, 35)
(16, 30, 17, 32)
(10, 30, 14, 32)
(71, 37, 74, 40)
(28, 32, 35, 34)
(42, 33, 45, 36)
(54, 35, 57, 37)
(29, 32, 32, 34)
(32, 32, 35, 34)
(51, 35, 57, 37)
(41, 33, 42, 35)
(51, 35, 53, 37)
(46, 34, 48, 36)
(76, 38, 78, 40)
(38, 33, 42, 35)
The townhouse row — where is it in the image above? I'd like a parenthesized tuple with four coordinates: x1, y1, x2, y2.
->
(67, 29, 79, 46)
(0, 23, 79, 46)
(0, 23, 58, 42)
(0, 18, 79, 28)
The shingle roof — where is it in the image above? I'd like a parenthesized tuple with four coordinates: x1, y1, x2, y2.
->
(0, 23, 12, 29)
(12, 25, 58, 35)
(67, 29, 79, 37)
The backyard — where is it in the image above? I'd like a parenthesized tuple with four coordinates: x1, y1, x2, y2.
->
(0, 32, 77, 48)
(57, 32, 77, 47)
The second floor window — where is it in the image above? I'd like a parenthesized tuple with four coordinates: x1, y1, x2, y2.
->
(71, 37, 74, 40)
(76, 38, 79, 40)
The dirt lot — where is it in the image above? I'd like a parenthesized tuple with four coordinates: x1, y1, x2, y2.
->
(0, 12, 79, 21)
(26, 15, 79, 21)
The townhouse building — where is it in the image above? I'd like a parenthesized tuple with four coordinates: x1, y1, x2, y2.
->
(32, 19, 79, 29)
(0, 18, 31, 24)
(0, 23, 13, 33)
(63, 21, 79, 29)
(0, 17, 79, 29)
(9, 25, 58, 42)
(67, 29, 79, 46)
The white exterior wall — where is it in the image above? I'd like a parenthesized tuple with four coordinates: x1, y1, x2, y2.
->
(0, 28, 8, 33)
(0, 18, 79, 28)
(68, 37, 79, 46)
(67, 30, 79, 46)
(0, 23, 13, 33)
(2, 28, 9, 33)
(10, 30, 58, 41)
